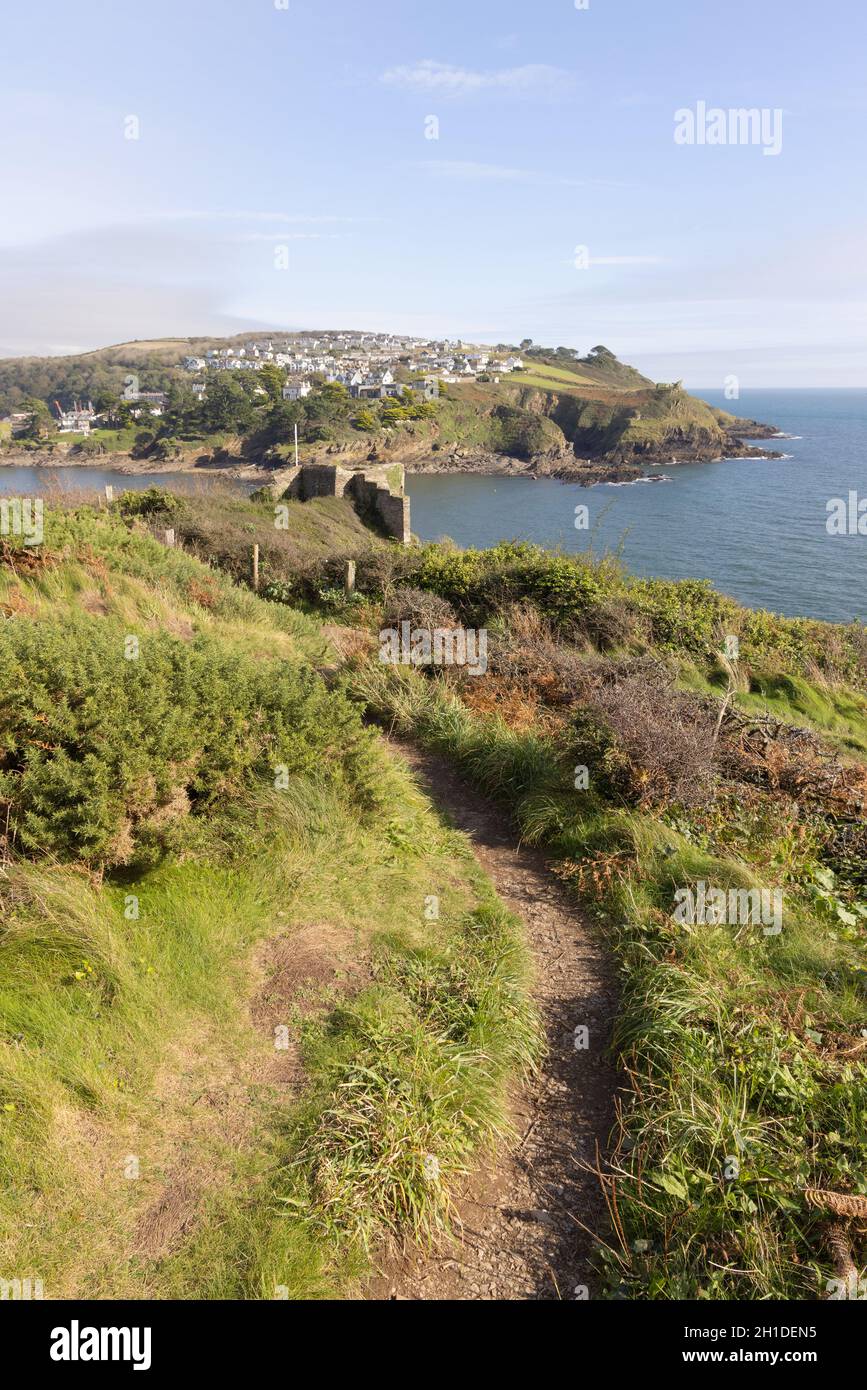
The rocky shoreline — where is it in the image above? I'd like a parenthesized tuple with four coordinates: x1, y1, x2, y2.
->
(0, 419, 782, 489)
(404, 430, 783, 487)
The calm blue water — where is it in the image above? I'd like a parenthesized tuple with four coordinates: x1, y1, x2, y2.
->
(408, 390, 867, 624)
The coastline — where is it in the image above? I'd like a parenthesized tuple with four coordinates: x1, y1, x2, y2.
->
(0, 421, 782, 489)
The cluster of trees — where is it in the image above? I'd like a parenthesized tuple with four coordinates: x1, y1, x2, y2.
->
(2, 352, 443, 459)
(520, 341, 618, 366)
(120, 368, 439, 461)
(0, 356, 180, 417)
(13, 397, 56, 442)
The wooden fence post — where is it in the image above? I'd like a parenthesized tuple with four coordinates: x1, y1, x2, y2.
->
(252, 543, 260, 592)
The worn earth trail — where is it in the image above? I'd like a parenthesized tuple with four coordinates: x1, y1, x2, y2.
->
(369, 739, 619, 1302)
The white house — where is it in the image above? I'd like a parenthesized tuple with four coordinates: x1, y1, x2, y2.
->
(56, 401, 96, 434)
(282, 381, 312, 401)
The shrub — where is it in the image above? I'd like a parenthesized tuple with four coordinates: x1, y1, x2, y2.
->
(117, 487, 182, 520)
(382, 587, 458, 632)
(71, 437, 107, 458)
(261, 578, 298, 606)
(626, 577, 730, 654)
(570, 671, 716, 808)
(0, 616, 376, 865)
(530, 555, 603, 622)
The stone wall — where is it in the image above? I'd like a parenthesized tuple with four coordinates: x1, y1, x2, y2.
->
(266, 462, 410, 542)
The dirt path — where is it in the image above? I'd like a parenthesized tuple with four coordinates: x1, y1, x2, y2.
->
(370, 740, 619, 1302)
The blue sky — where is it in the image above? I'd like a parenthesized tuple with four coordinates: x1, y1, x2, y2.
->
(1, 0, 865, 384)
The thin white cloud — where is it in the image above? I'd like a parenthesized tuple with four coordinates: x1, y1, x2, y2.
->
(560, 254, 666, 268)
(381, 59, 574, 97)
(235, 232, 347, 242)
(423, 160, 531, 181)
(164, 211, 374, 226)
(589, 255, 665, 266)
(414, 160, 622, 189)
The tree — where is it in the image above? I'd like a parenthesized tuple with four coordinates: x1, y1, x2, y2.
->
(258, 363, 286, 404)
(164, 382, 198, 434)
(319, 382, 349, 407)
(200, 376, 254, 434)
(261, 399, 303, 446)
(93, 387, 120, 415)
(20, 397, 54, 440)
(104, 399, 134, 429)
(303, 382, 350, 433)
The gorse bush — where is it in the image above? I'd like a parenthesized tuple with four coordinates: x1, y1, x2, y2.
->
(116, 486, 182, 520)
(304, 539, 865, 682)
(0, 615, 376, 865)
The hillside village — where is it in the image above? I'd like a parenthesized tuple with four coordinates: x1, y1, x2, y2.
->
(184, 330, 522, 404)
(182, 329, 523, 381)
(5, 331, 524, 437)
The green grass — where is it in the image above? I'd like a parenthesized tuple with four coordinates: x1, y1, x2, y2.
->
(740, 672, 867, 754)
(352, 661, 867, 1300)
(0, 503, 539, 1300)
(506, 362, 597, 391)
(680, 662, 867, 755)
(0, 771, 538, 1300)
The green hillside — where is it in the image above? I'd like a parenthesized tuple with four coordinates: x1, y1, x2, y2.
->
(3, 486, 866, 1300)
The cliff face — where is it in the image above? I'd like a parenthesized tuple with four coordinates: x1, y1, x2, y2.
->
(273, 375, 777, 478)
(502, 382, 763, 464)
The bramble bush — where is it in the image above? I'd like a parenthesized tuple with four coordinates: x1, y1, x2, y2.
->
(0, 616, 377, 866)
